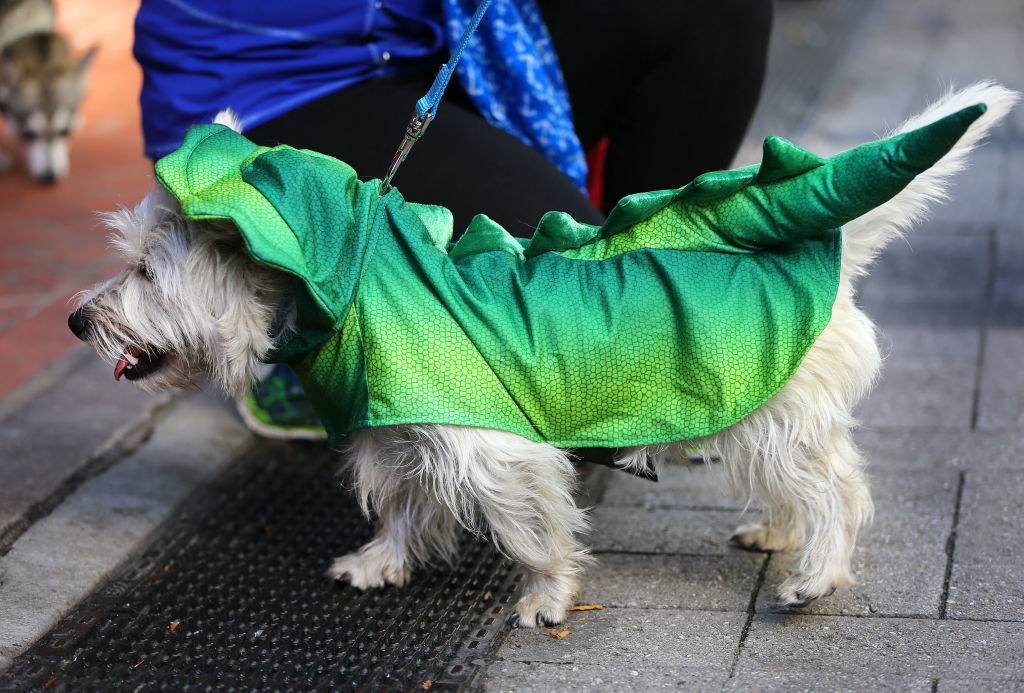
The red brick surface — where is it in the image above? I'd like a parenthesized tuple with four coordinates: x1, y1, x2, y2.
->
(0, 0, 151, 401)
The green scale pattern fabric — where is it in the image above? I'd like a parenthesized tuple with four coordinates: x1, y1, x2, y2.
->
(155, 104, 985, 449)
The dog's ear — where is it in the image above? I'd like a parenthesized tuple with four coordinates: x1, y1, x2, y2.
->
(0, 57, 16, 93)
(75, 45, 98, 78)
(213, 109, 244, 133)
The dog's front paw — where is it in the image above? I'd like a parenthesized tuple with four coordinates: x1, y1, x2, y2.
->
(514, 591, 570, 628)
(776, 573, 844, 608)
(327, 544, 411, 590)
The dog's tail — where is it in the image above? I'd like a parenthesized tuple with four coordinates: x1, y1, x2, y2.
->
(841, 81, 1018, 280)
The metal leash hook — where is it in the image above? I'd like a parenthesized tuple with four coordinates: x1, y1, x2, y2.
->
(380, 111, 434, 194)
(378, 0, 491, 194)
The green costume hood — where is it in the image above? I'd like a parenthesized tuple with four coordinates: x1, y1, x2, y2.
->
(155, 105, 985, 449)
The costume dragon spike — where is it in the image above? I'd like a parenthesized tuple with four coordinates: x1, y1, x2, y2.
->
(527, 103, 987, 259)
(155, 103, 985, 451)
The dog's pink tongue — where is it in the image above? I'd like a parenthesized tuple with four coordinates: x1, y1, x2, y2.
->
(114, 346, 141, 381)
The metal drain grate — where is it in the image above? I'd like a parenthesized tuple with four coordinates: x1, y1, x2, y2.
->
(1, 440, 521, 691)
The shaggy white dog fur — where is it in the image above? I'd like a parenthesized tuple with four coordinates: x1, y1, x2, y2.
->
(70, 83, 1016, 627)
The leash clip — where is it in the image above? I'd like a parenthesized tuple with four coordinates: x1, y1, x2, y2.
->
(380, 111, 433, 194)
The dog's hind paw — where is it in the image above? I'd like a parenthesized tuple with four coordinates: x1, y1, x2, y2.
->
(514, 592, 569, 628)
(326, 545, 411, 590)
(729, 521, 799, 553)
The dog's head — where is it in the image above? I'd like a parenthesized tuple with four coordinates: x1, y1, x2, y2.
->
(0, 33, 95, 183)
(69, 112, 290, 397)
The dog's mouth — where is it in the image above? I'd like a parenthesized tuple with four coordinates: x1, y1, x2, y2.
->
(114, 345, 165, 381)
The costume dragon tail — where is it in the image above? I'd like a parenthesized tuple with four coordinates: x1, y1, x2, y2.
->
(839, 81, 1019, 278)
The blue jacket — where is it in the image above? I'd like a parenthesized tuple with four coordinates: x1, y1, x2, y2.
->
(134, 0, 446, 159)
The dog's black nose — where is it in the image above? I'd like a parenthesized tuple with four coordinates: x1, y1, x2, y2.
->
(68, 308, 91, 340)
(36, 171, 58, 185)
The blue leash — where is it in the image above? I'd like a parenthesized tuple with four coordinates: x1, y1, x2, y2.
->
(380, 0, 493, 192)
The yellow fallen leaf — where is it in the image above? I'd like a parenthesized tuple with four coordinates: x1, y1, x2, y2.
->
(570, 604, 603, 611)
(545, 628, 570, 639)
(422, 680, 433, 690)
(169, 620, 180, 632)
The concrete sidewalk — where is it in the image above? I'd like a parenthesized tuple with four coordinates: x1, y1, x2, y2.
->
(483, 0, 1024, 689)
(0, 0, 1021, 689)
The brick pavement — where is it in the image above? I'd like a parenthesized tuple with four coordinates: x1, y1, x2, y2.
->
(482, 0, 1024, 689)
(0, 0, 150, 402)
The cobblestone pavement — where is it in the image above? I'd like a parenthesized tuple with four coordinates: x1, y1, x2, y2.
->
(482, 0, 1024, 689)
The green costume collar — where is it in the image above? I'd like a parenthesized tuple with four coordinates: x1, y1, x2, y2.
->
(155, 105, 985, 450)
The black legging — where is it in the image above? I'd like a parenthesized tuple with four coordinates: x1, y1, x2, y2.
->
(248, 0, 773, 235)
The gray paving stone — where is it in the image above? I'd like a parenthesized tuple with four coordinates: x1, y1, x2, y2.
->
(938, 679, 1024, 693)
(599, 460, 743, 511)
(481, 661, 725, 692)
(939, 147, 1008, 225)
(725, 670, 933, 692)
(855, 427, 1024, 471)
(0, 348, 164, 537)
(992, 228, 1024, 328)
(589, 506, 747, 556)
(494, 608, 745, 669)
(976, 329, 1024, 432)
(1001, 142, 1024, 225)
(948, 470, 1024, 621)
(923, 1, 1024, 100)
(857, 327, 979, 429)
(756, 468, 958, 617)
(581, 552, 764, 612)
(738, 614, 1024, 679)
(857, 224, 989, 328)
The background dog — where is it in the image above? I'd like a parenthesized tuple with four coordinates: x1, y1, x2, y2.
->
(0, 0, 95, 182)
(69, 83, 1016, 627)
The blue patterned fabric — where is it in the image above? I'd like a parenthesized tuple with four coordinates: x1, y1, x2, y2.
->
(443, 0, 588, 189)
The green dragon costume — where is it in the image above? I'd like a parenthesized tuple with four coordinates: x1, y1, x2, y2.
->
(155, 104, 985, 450)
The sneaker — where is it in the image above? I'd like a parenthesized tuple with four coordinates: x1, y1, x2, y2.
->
(236, 363, 327, 441)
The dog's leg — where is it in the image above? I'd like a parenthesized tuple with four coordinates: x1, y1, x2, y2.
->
(480, 467, 591, 627)
(328, 429, 461, 589)
(718, 416, 873, 607)
(777, 429, 872, 606)
(445, 428, 591, 627)
(327, 483, 459, 589)
(478, 462, 590, 627)
(333, 425, 590, 624)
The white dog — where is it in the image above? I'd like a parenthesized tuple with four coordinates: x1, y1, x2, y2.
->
(70, 82, 1016, 627)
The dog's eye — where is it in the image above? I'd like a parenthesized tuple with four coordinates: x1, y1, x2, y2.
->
(138, 262, 153, 281)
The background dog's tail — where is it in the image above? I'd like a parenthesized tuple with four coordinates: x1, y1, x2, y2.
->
(213, 108, 244, 133)
(841, 81, 1018, 280)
